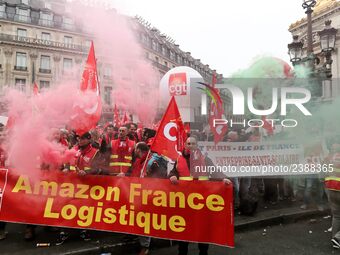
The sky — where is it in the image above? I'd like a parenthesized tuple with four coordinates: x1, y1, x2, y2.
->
(110, 0, 306, 77)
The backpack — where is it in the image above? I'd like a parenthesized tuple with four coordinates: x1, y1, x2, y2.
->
(146, 153, 168, 179)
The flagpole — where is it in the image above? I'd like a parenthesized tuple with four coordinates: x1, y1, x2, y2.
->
(140, 150, 151, 178)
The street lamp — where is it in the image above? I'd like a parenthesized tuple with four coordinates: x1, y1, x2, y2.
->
(288, 35, 303, 65)
(318, 20, 338, 78)
(288, 2, 338, 77)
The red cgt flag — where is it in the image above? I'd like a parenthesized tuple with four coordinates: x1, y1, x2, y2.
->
(70, 41, 102, 136)
(209, 102, 228, 144)
(113, 104, 120, 127)
(33, 82, 39, 96)
(150, 97, 186, 160)
(209, 73, 227, 144)
(121, 112, 130, 125)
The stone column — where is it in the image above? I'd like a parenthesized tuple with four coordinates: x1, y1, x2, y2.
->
(29, 50, 38, 95)
(53, 54, 61, 85)
(3, 47, 13, 87)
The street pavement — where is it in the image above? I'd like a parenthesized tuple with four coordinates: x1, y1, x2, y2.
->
(0, 201, 332, 255)
(143, 216, 335, 255)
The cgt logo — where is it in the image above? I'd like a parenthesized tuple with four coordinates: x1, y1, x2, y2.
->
(201, 85, 312, 116)
(168, 73, 188, 96)
(164, 122, 177, 141)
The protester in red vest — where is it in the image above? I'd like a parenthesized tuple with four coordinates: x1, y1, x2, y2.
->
(169, 136, 231, 255)
(127, 123, 139, 142)
(104, 124, 116, 145)
(126, 142, 151, 178)
(325, 142, 340, 249)
(0, 126, 7, 240)
(109, 126, 135, 175)
(67, 132, 106, 175)
(57, 132, 107, 245)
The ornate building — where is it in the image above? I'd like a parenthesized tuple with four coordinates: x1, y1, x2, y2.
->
(0, 0, 221, 117)
(289, 0, 340, 98)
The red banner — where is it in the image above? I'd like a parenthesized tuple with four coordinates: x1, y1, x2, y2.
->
(0, 169, 234, 247)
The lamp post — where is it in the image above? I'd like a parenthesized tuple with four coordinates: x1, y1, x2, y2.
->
(302, 0, 317, 56)
(288, 35, 303, 66)
(319, 20, 338, 78)
(288, 1, 338, 79)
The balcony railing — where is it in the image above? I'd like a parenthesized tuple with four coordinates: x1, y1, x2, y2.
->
(14, 14, 31, 23)
(152, 61, 170, 72)
(38, 19, 53, 27)
(39, 68, 51, 74)
(0, 33, 87, 53)
(62, 70, 74, 76)
(0, 11, 81, 32)
(103, 75, 112, 80)
(0, 12, 7, 19)
(14, 66, 27, 71)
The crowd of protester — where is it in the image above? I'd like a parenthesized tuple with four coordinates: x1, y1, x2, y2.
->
(0, 121, 338, 253)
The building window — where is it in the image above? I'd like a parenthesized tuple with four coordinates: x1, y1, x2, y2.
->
(40, 80, 50, 89)
(41, 32, 51, 41)
(63, 17, 74, 30)
(142, 34, 147, 44)
(44, 2, 52, 9)
(152, 40, 157, 51)
(21, 0, 29, 5)
(170, 51, 175, 61)
(0, 5, 5, 18)
(104, 66, 112, 78)
(40, 55, 50, 72)
(170, 51, 175, 60)
(104, 86, 112, 105)
(63, 58, 72, 70)
(17, 28, 27, 37)
(15, 78, 26, 92)
(64, 36, 73, 45)
(85, 40, 91, 48)
(162, 46, 166, 56)
(40, 12, 53, 26)
(16, 8, 29, 22)
(15, 52, 27, 71)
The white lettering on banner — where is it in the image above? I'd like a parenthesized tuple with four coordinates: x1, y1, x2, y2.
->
(164, 123, 177, 142)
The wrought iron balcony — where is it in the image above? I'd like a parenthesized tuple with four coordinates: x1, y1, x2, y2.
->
(14, 66, 28, 71)
(152, 61, 170, 72)
(39, 68, 51, 74)
(0, 11, 81, 33)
